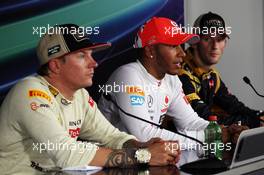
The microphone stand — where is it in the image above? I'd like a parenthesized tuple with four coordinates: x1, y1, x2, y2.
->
(243, 76, 264, 122)
(103, 94, 206, 148)
(243, 76, 264, 98)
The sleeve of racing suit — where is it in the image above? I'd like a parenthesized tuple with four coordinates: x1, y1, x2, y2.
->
(12, 81, 105, 168)
(179, 74, 212, 120)
(166, 76, 209, 148)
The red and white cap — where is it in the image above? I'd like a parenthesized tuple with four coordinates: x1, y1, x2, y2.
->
(134, 17, 199, 48)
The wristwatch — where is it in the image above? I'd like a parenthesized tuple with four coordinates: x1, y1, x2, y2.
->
(135, 148, 151, 164)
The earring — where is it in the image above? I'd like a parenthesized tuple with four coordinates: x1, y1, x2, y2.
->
(150, 55, 153, 58)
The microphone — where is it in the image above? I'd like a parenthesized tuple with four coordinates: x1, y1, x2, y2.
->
(103, 93, 204, 146)
(243, 76, 264, 123)
(243, 76, 264, 98)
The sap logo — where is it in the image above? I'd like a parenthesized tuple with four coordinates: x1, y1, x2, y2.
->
(130, 95, 145, 105)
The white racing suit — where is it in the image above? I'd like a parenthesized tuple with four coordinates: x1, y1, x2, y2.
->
(0, 75, 135, 174)
(98, 60, 209, 149)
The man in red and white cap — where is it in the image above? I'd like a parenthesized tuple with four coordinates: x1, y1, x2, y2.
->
(0, 24, 178, 174)
(99, 17, 211, 151)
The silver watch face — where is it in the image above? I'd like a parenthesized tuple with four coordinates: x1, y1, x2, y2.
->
(135, 149, 151, 163)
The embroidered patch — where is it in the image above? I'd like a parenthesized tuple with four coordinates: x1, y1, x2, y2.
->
(48, 85, 59, 97)
(130, 95, 145, 105)
(48, 45, 60, 56)
(30, 102, 50, 111)
(69, 128, 80, 138)
(126, 86, 145, 96)
(28, 90, 51, 102)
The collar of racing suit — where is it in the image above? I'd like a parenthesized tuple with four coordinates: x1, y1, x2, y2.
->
(181, 48, 219, 80)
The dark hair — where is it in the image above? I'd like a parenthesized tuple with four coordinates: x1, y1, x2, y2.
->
(36, 56, 67, 76)
(135, 48, 143, 57)
(37, 63, 49, 76)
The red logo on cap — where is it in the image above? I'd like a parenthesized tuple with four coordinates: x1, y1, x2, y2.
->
(170, 20, 178, 27)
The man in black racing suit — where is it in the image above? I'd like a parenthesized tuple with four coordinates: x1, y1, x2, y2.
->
(178, 12, 263, 128)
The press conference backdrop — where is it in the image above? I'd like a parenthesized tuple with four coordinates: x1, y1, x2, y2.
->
(2, 0, 261, 110)
(0, 0, 183, 102)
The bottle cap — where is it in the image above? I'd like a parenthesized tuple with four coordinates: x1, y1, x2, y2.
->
(208, 115, 217, 121)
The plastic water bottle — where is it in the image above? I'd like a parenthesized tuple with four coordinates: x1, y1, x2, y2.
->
(204, 115, 223, 160)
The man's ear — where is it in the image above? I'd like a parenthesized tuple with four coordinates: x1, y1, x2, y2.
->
(144, 45, 156, 59)
(48, 59, 61, 74)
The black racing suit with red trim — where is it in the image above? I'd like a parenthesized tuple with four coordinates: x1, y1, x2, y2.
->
(178, 48, 261, 128)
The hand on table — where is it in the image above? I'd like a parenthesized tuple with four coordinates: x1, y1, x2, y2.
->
(221, 124, 249, 144)
(147, 140, 180, 166)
